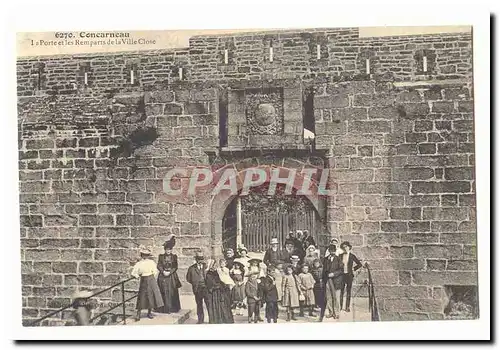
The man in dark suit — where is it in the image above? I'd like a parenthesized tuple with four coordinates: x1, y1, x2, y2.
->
(320, 242, 344, 321)
(340, 241, 363, 312)
(186, 251, 208, 324)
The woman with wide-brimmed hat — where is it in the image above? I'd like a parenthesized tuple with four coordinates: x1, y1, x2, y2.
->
(131, 245, 164, 321)
(234, 244, 250, 275)
(156, 234, 182, 314)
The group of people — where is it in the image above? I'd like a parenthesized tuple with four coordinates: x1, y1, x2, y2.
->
(181, 230, 364, 324)
(69, 230, 364, 325)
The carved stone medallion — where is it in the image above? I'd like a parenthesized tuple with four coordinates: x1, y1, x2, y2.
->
(245, 89, 284, 135)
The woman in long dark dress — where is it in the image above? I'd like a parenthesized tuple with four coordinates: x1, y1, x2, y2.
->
(156, 235, 181, 314)
(205, 259, 234, 324)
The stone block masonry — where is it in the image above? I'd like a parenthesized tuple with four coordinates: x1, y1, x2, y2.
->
(18, 27, 476, 324)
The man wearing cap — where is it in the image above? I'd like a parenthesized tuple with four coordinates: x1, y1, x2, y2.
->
(290, 255, 302, 275)
(263, 238, 287, 267)
(340, 241, 363, 312)
(186, 252, 209, 324)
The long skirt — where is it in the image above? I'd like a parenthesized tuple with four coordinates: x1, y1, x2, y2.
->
(157, 273, 181, 313)
(207, 288, 234, 324)
(136, 275, 164, 310)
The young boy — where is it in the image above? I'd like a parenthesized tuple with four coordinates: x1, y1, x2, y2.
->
(260, 264, 279, 323)
(297, 264, 316, 317)
(245, 271, 262, 323)
(310, 259, 324, 314)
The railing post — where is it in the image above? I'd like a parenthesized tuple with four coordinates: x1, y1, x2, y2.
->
(121, 281, 126, 325)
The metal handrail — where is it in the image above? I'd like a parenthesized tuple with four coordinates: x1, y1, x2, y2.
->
(29, 276, 138, 327)
(351, 263, 380, 322)
(365, 263, 381, 321)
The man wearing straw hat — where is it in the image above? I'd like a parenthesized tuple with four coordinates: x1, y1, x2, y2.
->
(263, 237, 286, 267)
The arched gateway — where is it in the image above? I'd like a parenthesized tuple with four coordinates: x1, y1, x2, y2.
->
(208, 155, 329, 258)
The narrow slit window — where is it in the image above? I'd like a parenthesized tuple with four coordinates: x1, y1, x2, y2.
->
(423, 56, 428, 72)
(224, 49, 229, 64)
(84, 72, 89, 86)
(36, 64, 45, 91)
(130, 69, 135, 85)
(269, 41, 274, 62)
(366, 58, 370, 74)
(37, 71, 42, 90)
(179, 67, 183, 80)
(316, 44, 321, 60)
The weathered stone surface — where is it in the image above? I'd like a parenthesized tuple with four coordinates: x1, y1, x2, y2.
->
(17, 29, 475, 324)
(412, 271, 477, 285)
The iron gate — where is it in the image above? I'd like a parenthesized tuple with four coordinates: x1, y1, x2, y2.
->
(242, 210, 320, 252)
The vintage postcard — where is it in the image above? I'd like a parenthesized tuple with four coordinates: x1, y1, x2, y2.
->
(16, 25, 481, 333)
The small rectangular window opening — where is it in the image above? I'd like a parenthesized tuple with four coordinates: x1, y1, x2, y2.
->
(366, 58, 370, 74)
(423, 56, 428, 72)
(224, 49, 229, 64)
(130, 69, 135, 85)
(179, 67, 184, 80)
(269, 41, 274, 63)
(316, 44, 321, 60)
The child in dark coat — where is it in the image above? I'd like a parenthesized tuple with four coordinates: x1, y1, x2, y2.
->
(260, 265, 279, 323)
(310, 258, 324, 313)
(245, 271, 262, 323)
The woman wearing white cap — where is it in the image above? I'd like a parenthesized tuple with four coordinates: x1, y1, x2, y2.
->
(205, 259, 234, 324)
